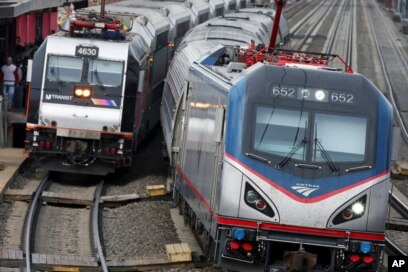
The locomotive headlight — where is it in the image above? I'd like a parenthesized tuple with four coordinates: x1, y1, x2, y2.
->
(245, 190, 259, 203)
(74, 87, 92, 98)
(351, 202, 364, 215)
(82, 89, 91, 98)
(315, 90, 325, 101)
(74, 88, 83, 96)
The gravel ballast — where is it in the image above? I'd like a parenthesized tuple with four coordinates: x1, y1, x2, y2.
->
(103, 200, 180, 257)
(0, 202, 12, 246)
(106, 131, 168, 196)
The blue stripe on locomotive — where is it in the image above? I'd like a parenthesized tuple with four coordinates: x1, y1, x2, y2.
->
(225, 70, 393, 199)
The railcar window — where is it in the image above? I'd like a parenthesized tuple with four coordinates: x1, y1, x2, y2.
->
(156, 31, 169, 51)
(46, 56, 83, 83)
(198, 13, 209, 24)
(228, 3, 237, 10)
(254, 107, 308, 160)
(176, 21, 190, 39)
(312, 114, 367, 162)
(215, 7, 224, 17)
(88, 59, 123, 87)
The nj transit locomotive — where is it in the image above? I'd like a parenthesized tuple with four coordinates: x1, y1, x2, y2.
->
(161, 6, 393, 272)
(24, 0, 244, 174)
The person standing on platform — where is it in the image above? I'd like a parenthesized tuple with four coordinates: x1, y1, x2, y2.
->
(0, 57, 20, 110)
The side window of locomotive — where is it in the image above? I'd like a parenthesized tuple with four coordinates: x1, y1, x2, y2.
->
(253, 107, 308, 161)
(156, 31, 169, 51)
(87, 59, 124, 88)
(46, 55, 83, 83)
(312, 113, 368, 162)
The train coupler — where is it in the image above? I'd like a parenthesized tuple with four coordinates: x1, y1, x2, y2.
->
(283, 244, 317, 272)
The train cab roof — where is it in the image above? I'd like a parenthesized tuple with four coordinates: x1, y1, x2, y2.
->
(79, 4, 169, 51)
(81, 5, 170, 35)
(42, 35, 130, 61)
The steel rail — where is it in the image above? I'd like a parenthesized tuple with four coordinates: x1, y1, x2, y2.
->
(385, 237, 407, 256)
(284, 0, 309, 20)
(93, 180, 108, 272)
(293, 0, 338, 50)
(389, 191, 408, 219)
(25, 173, 50, 272)
(325, 0, 347, 54)
(366, 0, 408, 143)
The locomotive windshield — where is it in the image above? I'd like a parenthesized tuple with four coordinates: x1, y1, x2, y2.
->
(87, 59, 123, 87)
(45, 55, 124, 88)
(252, 106, 368, 164)
(312, 113, 367, 162)
(46, 56, 83, 83)
(254, 107, 308, 160)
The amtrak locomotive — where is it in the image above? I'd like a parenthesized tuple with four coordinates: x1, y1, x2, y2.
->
(161, 3, 393, 272)
(24, 0, 244, 174)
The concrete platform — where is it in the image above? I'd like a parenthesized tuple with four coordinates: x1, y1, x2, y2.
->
(6, 111, 26, 125)
(0, 148, 25, 200)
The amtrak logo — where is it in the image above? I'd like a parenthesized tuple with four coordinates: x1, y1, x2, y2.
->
(291, 183, 320, 197)
(45, 94, 73, 101)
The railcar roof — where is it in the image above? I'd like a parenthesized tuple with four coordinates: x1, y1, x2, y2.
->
(181, 11, 275, 46)
(184, 0, 211, 14)
(115, 0, 191, 25)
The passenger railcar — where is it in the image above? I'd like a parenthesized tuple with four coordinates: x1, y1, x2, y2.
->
(161, 7, 393, 272)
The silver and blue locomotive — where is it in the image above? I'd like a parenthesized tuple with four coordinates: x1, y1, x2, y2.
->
(161, 6, 393, 272)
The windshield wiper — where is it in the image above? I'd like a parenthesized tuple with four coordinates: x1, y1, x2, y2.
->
(345, 165, 372, 173)
(92, 69, 106, 91)
(50, 67, 64, 87)
(276, 138, 307, 169)
(314, 137, 339, 174)
(245, 152, 272, 165)
(276, 99, 307, 169)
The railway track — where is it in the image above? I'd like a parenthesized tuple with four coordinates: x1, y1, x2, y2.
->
(365, 0, 408, 143)
(25, 174, 105, 271)
(284, 0, 312, 21)
(0, 171, 204, 271)
(364, 0, 408, 260)
(324, 0, 355, 65)
(290, 0, 338, 51)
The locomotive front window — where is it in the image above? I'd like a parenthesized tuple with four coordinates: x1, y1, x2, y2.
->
(312, 113, 367, 162)
(87, 59, 123, 87)
(253, 107, 308, 161)
(46, 56, 83, 83)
